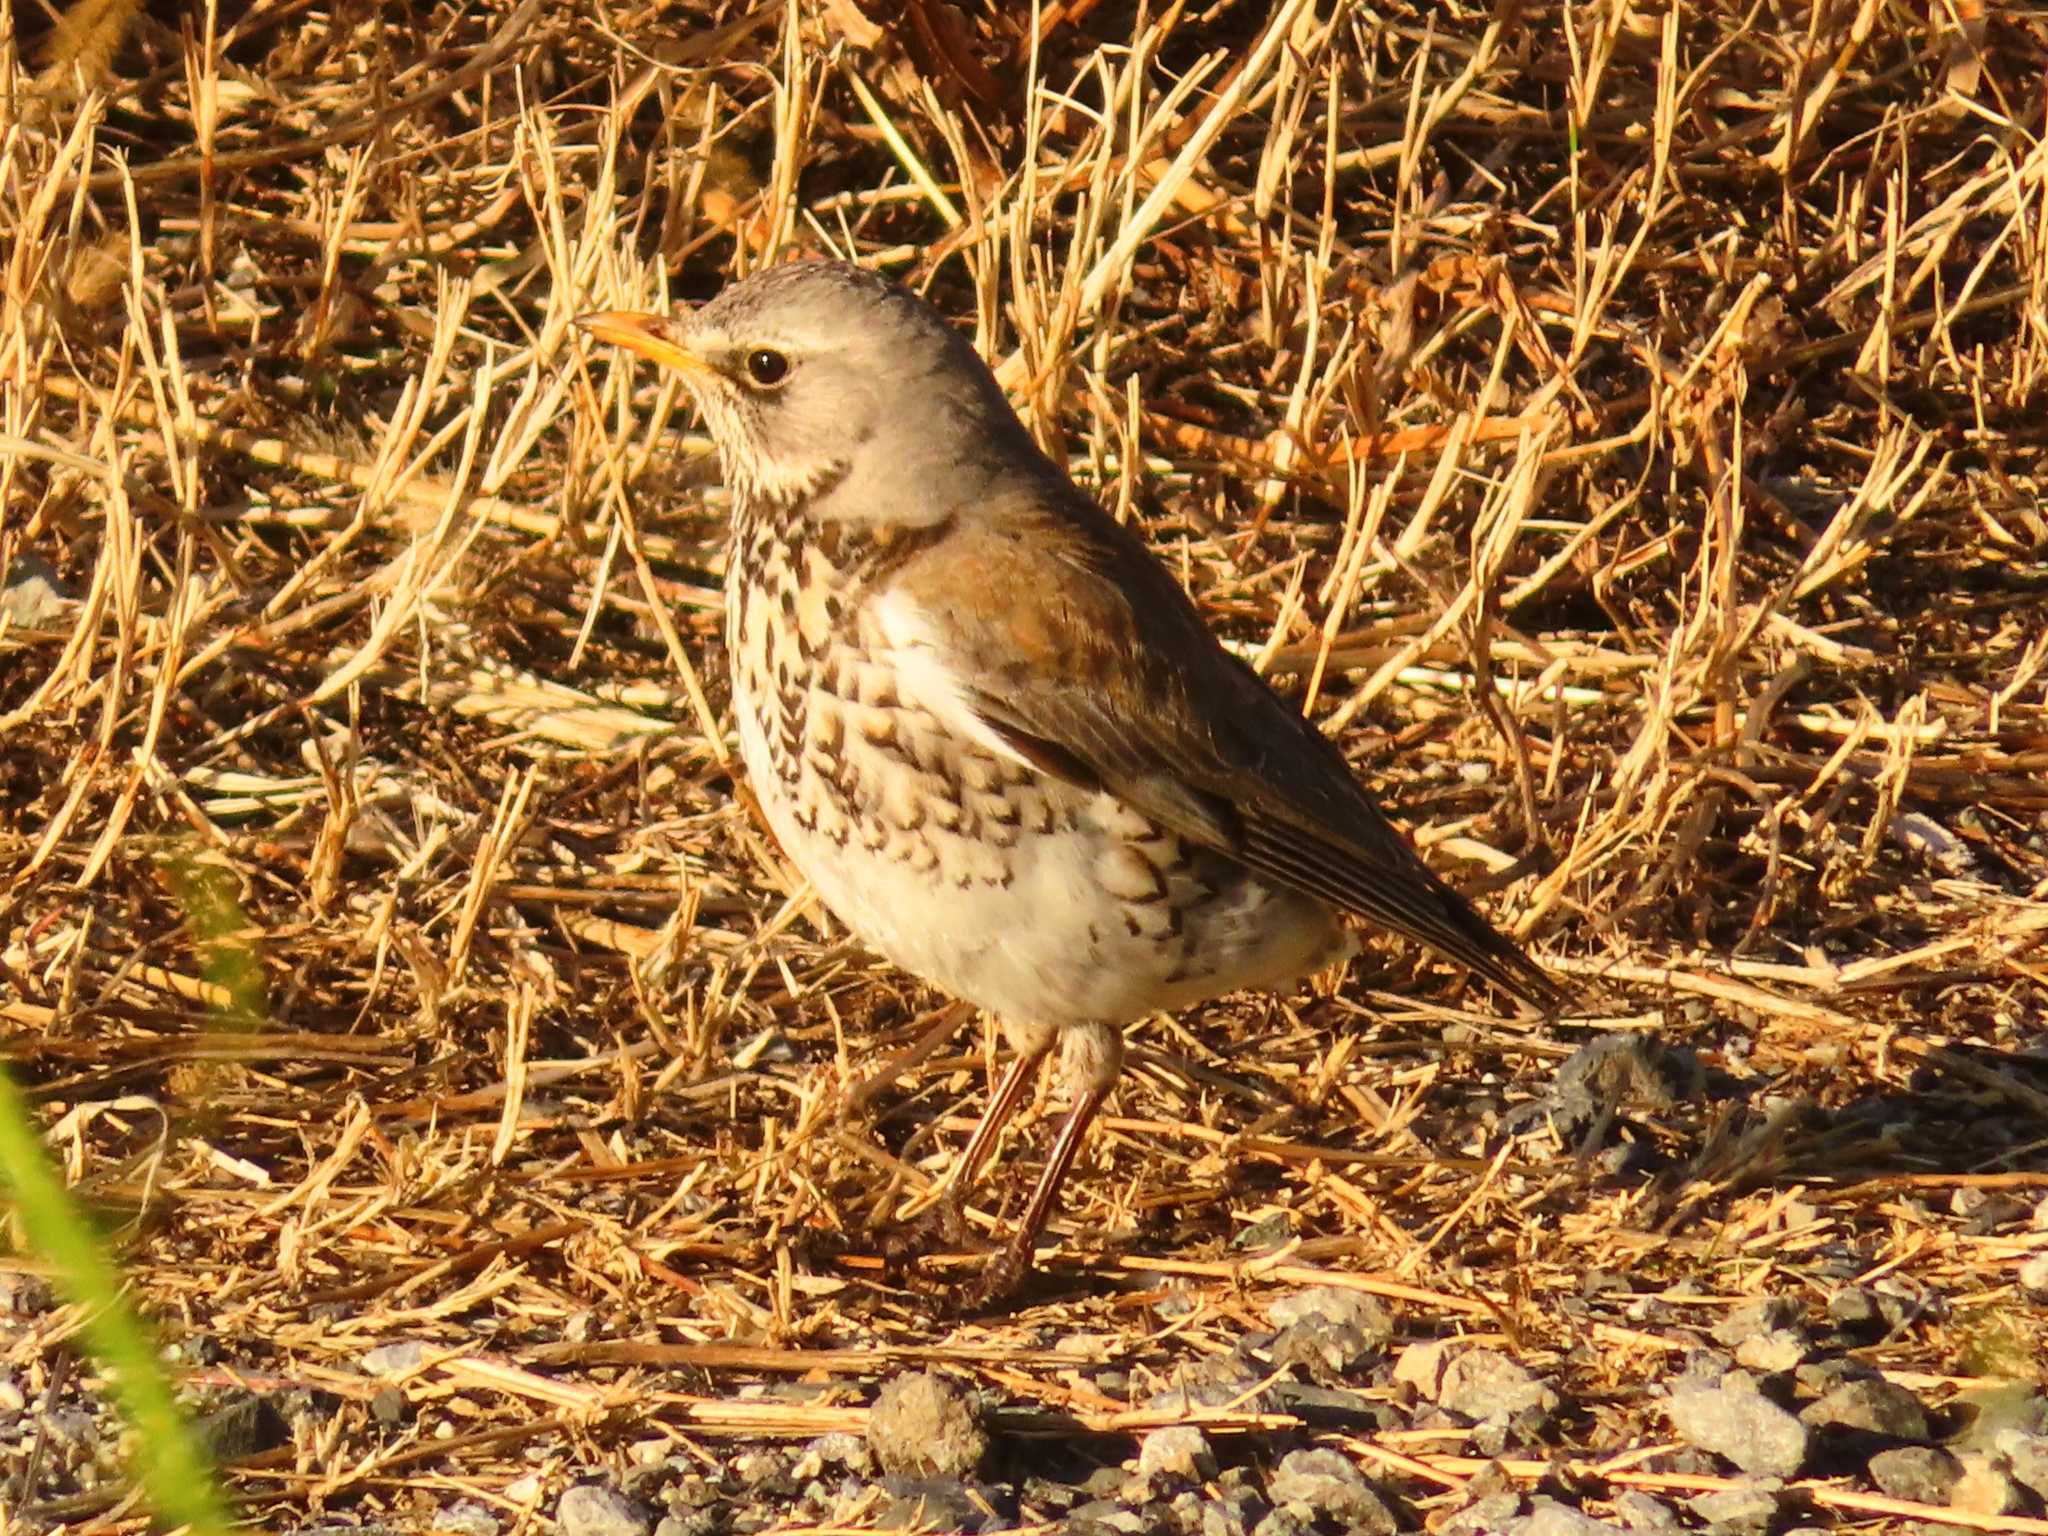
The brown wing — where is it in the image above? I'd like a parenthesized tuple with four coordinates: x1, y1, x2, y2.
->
(888, 480, 1563, 1013)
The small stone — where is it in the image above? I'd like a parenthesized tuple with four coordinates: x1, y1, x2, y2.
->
(1520, 1498, 1629, 1536)
(793, 1432, 874, 1481)
(653, 1517, 713, 1536)
(1792, 1358, 1869, 1395)
(1732, 1330, 1809, 1373)
(731, 1450, 786, 1489)
(0, 1274, 54, 1315)
(867, 1372, 988, 1480)
(196, 1393, 292, 1461)
(360, 1341, 428, 1378)
(557, 1484, 652, 1536)
(1067, 1500, 1147, 1534)
(1438, 1349, 1559, 1425)
(1137, 1425, 1215, 1484)
(1270, 1317, 1378, 1379)
(0, 1371, 24, 1412)
(370, 1386, 408, 1426)
(1268, 1287, 1394, 1349)
(1949, 1455, 2022, 1516)
(1, 553, 71, 627)
(1442, 1491, 1522, 1535)
(41, 1406, 100, 1451)
(1800, 1378, 1930, 1441)
(1202, 1489, 1265, 1536)
(1687, 1482, 1781, 1533)
(2003, 1431, 2048, 1500)
(878, 1478, 985, 1532)
(431, 1502, 499, 1535)
(1268, 1449, 1396, 1534)
(2018, 1253, 2048, 1298)
(1826, 1285, 1912, 1334)
(1868, 1446, 1961, 1503)
(1711, 1299, 1804, 1348)
(1250, 1507, 1318, 1536)
(1666, 1374, 1809, 1477)
(1608, 1490, 1681, 1530)
(1392, 1340, 1456, 1401)
(1268, 1381, 1390, 1427)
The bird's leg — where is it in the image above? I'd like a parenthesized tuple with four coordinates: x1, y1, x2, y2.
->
(934, 1043, 1049, 1244)
(973, 1081, 1108, 1305)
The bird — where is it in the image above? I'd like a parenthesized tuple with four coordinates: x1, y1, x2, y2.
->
(577, 259, 1560, 1301)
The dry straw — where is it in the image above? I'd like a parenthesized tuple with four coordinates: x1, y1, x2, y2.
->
(1, 0, 2044, 1528)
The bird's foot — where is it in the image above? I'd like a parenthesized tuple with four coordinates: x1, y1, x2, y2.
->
(964, 1237, 1036, 1312)
(881, 1189, 988, 1271)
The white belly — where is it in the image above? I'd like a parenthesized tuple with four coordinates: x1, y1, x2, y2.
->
(731, 668, 1345, 1029)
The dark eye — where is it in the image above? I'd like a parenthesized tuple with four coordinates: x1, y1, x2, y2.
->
(744, 348, 790, 387)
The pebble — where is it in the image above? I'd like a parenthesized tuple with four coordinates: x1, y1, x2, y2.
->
(0, 553, 72, 627)
(1791, 1358, 1867, 1395)
(877, 1478, 988, 1532)
(1268, 1287, 1394, 1349)
(1250, 1506, 1319, 1536)
(793, 1432, 874, 1481)
(1269, 1381, 1392, 1428)
(1732, 1331, 1809, 1373)
(197, 1393, 293, 1460)
(1608, 1490, 1681, 1530)
(370, 1386, 408, 1426)
(431, 1502, 499, 1535)
(1438, 1349, 1559, 1425)
(1825, 1285, 1913, 1334)
(1136, 1425, 1216, 1484)
(1868, 1445, 1961, 1502)
(2001, 1430, 2048, 1500)
(1202, 1488, 1266, 1536)
(1443, 1491, 1523, 1535)
(1515, 1497, 1630, 1536)
(1268, 1449, 1396, 1534)
(0, 1371, 25, 1413)
(0, 1275, 54, 1315)
(2018, 1252, 2048, 1298)
(1686, 1481, 1781, 1533)
(360, 1341, 428, 1378)
(1270, 1316, 1379, 1378)
(1067, 1499, 1143, 1532)
(557, 1483, 652, 1536)
(1948, 1455, 2023, 1516)
(1710, 1299, 1804, 1347)
(1665, 1374, 1809, 1477)
(1392, 1339, 1456, 1400)
(42, 1406, 100, 1451)
(867, 1372, 988, 1480)
(1799, 1378, 1930, 1440)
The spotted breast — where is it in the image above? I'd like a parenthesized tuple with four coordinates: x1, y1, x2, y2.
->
(723, 502, 1347, 1034)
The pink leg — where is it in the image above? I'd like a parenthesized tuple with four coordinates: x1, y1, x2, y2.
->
(936, 1042, 1050, 1240)
(975, 1081, 1109, 1304)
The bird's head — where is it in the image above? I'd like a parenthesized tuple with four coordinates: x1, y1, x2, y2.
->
(578, 260, 1036, 526)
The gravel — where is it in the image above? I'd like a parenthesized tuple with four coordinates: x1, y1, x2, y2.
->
(557, 1483, 653, 1536)
(1799, 1376, 1932, 1441)
(1136, 1425, 1216, 1483)
(1665, 1374, 1810, 1477)
(1267, 1448, 1397, 1534)
(1437, 1348, 1559, 1426)
(1867, 1445, 1963, 1502)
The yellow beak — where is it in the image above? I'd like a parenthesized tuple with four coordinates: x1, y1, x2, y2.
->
(574, 310, 713, 378)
